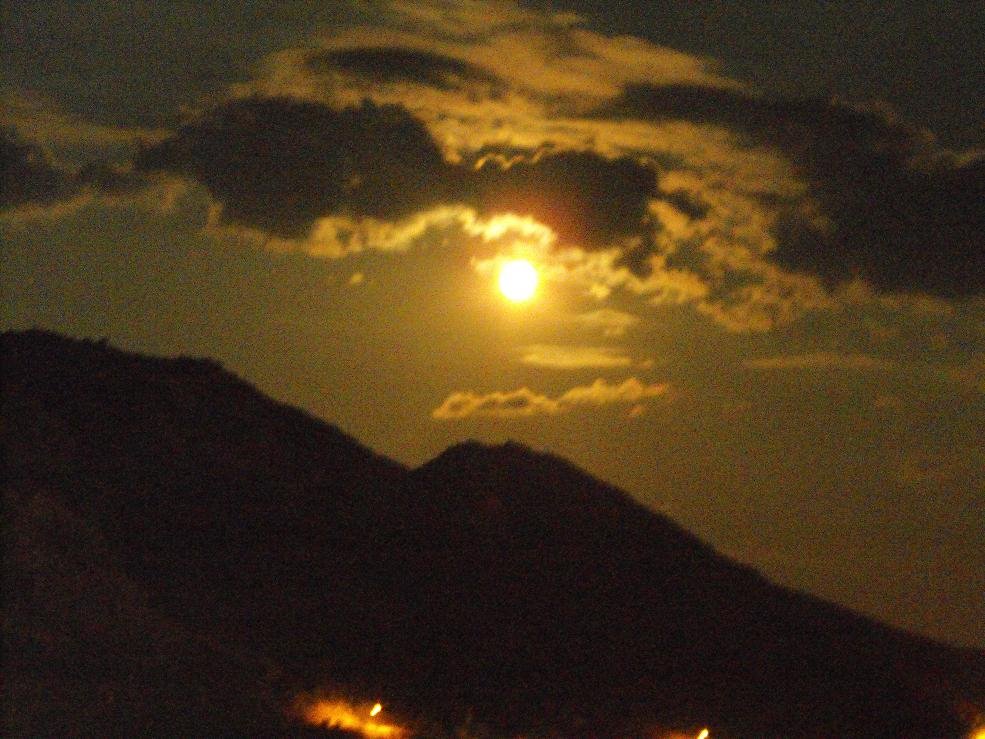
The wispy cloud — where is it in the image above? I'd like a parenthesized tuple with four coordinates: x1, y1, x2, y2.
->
(573, 308, 640, 337)
(0, 90, 170, 157)
(1, 130, 191, 225)
(519, 344, 633, 370)
(742, 352, 898, 371)
(938, 354, 985, 393)
(743, 351, 985, 394)
(432, 376, 668, 419)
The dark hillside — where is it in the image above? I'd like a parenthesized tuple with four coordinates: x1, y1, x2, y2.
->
(3, 330, 406, 667)
(3, 482, 300, 736)
(3, 330, 983, 737)
(399, 441, 984, 736)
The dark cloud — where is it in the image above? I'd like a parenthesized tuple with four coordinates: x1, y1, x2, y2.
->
(1, 129, 148, 213)
(310, 47, 506, 95)
(661, 188, 708, 220)
(0, 129, 76, 208)
(137, 96, 659, 248)
(474, 149, 658, 246)
(136, 97, 455, 238)
(600, 84, 985, 297)
(74, 161, 145, 195)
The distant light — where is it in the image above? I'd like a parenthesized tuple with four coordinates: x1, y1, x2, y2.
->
(298, 697, 404, 737)
(697, 730, 710, 739)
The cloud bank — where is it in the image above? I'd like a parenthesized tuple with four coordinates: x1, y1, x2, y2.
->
(136, 96, 660, 255)
(602, 84, 985, 297)
(15, 0, 983, 331)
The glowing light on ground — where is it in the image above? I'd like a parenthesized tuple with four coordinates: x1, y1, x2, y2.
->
(498, 259, 539, 302)
(296, 697, 406, 738)
(653, 726, 712, 738)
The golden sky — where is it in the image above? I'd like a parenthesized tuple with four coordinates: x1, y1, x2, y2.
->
(2, 0, 983, 649)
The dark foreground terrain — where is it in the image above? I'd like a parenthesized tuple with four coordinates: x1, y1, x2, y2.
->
(3, 330, 984, 737)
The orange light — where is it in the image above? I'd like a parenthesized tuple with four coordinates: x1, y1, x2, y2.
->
(697, 730, 710, 739)
(298, 697, 405, 738)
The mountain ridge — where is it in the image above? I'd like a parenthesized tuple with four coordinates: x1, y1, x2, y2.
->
(3, 329, 983, 737)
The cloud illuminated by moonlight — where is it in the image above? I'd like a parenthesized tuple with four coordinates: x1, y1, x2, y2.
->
(432, 377, 668, 419)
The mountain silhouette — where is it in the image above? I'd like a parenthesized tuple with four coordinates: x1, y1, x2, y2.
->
(3, 330, 983, 737)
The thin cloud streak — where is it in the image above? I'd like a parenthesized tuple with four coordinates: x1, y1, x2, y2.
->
(573, 308, 640, 337)
(743, 352, 898, 371)
(432, 376, 668, 419)
(519, 344, 633, 369)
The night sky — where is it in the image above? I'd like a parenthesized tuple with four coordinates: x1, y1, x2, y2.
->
(3, 1, 983, 649)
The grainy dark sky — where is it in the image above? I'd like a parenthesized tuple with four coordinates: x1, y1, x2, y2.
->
(2, 0, 983, 648)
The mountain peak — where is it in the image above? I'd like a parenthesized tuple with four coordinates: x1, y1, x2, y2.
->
(415, 437, 680, 533)
(420, 438, 554, 472)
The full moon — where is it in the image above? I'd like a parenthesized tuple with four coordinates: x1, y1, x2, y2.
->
(498, 259, 539, 302)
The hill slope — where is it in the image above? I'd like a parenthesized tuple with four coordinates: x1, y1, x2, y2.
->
(3, 330, 983, 737)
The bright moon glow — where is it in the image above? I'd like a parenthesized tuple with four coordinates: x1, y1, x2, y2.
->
(498, 259, 539, 302)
